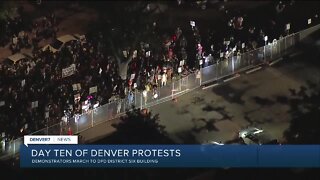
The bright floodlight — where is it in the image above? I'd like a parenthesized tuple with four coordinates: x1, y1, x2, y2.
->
(264, 36, 268, 41)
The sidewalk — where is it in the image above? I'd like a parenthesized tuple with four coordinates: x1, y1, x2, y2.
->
(0, 45, 13, 62)
(79, 117, 120, 144)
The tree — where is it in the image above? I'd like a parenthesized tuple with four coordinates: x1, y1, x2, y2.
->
(95, 108, 174, 144)
(283, 81, 320, 144)
(0, 1, 18, 21)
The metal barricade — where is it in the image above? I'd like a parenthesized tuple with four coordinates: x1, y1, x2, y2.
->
(93, 103, 110, 126)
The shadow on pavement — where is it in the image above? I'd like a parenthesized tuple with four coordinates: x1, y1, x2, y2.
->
(252, 96, 275, 106)
(212, 84, 255, 105)
(283, 83, 320, 144)
(174, 130, 199, 144)
(202, 104, 233, 121)
(191, 118, 219, 133)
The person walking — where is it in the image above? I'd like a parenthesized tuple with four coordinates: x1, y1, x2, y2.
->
(161, 72, 167, 87)
(142, 89, 147, 105)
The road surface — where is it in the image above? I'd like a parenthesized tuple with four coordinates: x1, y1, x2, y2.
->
(149, 50, 320, 144)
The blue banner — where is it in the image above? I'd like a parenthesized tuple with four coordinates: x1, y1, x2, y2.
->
(20, 145, 320, 168)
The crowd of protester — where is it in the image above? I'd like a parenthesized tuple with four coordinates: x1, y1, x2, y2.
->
(120, 0, 320, 104)
(0, 14, 25, 47)
(0, 8, 58, 54)
(1, 1, 320, 151)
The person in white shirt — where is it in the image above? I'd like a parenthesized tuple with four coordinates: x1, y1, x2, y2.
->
(161, 73, 167, 87)
(142, 89, 147, 105)
(12, 34, 18, 45)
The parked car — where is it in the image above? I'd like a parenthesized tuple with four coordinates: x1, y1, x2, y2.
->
(42, 34, 78, 53)
(201, 140, 224, 154)
(239, 127, 278, 145)
(2, 53, 30, 66)
(202, 140, 224, 145)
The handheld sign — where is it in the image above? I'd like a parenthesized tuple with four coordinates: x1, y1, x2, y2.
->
(273, 39, 277, 44)
(89, 86, 98, 94)
(21, 79, 26, 87)
(123, 50, 127, 58)
(130, 74, 135, 80)
(286, 23, 290, 30)
(190, 21, 195, 27)
(32, 101, 38, 108)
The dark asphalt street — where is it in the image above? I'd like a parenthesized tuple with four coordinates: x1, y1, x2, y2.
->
(150, 47, 320, 144)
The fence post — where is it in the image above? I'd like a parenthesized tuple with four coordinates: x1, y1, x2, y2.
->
(186, 75, 189, 90)
(278, 38, 281, 56)
(76, 117, 79, 133)
(270, 43, 273, 59)
(284, 36, 287, 51)
(140, 93, 142, 109)
(123, 99, 126, 112)
(199, 69, 202, 86)
(46, 118, 49, 135)
(264, 45, 266, 62)
(106, 103, 109, 120)
(231, 56, 235, 72)
(158, 85, 160, 99)
(134, 90, 137, 107)
(13, 140, 16, 157)
(172, 81, 175, 99)
(278, 39, 281, 56)
(91, 109, 94, 128)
